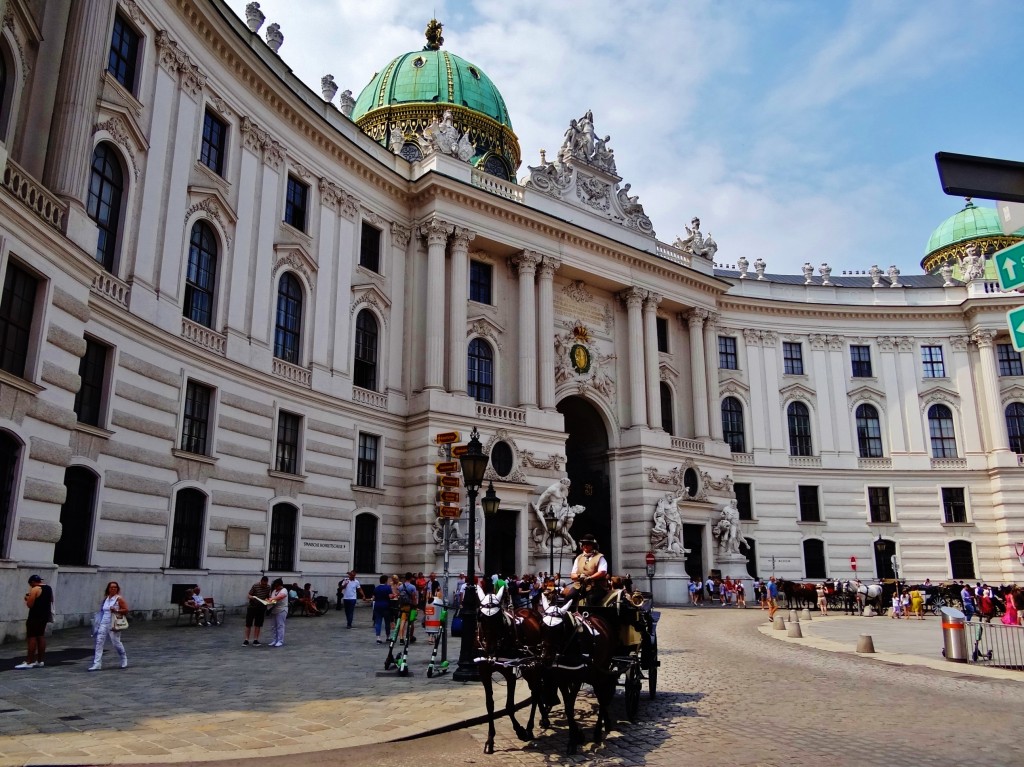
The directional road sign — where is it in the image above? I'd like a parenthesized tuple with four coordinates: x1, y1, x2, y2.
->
(996, 239, 1024, 291)
(434, 431, 461, 445)
(438, 475, 461, 488)
(451, 444, 469, 457)
(438, 489, 460, 504)
(435, 461, 459, 474)
(1007, 305, 1024, 352)
(437, 505, 461, 518)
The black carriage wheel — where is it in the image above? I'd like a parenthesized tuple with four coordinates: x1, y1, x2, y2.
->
(648, 660, 658, 699)
(625, 663, 641, 722)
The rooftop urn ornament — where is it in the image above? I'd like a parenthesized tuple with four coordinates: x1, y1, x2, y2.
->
(754, 257, 766, 279)
(737, 255, 749, 278)
(819, 263, 832, 285)
(338, 90, 355, 117)
(321, 75, 338, 104)
(887, 264, 901, 288)
(869, 264, 883, 287)
(265, 22, 283, 53)
(424, 19, 444, 50)
(245, 2, 265, 33)
(802, 262, 814, 284)
(940, 262, 955, 287)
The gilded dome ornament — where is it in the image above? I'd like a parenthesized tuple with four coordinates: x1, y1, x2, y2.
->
(424, 19, 444, 50)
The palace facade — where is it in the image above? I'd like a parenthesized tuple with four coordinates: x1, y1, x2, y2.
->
(0, 0, 1022, 634)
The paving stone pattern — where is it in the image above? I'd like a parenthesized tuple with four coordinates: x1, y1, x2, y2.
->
(0, 606, 1020, 766)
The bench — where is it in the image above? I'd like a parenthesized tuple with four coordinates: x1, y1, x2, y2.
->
(171, 583, 226, 626)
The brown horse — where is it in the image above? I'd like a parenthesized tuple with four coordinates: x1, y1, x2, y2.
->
(537, 594, 618, 755)
(474, 586, 548, 754)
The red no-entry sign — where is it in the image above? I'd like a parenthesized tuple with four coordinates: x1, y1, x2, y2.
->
(850, 556, 857, 571)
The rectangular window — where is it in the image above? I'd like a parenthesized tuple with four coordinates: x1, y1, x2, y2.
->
(469, 260, 492, 304)
(107, 13, 140, 94)
(735, 483, 753, 521)
(0, 262, 39, 379)
(997, 343, 1023, 376)
(356, 432, 379, 488)
(274, 411, 302, 475)
(199, 110, 228, 176)
(850, 345, 872, 377)
(359, 222, 381, 273)
(656, 317, 669, 353)
(181, 380, 213, 455)
(169, 489, 205, 569)
(867, 486, 891, 523)
(718, 336, 738, 370)
(284, 176, 308, 232)
(268, 504, 296, 572)
(74, 337, 111, 427)
(921, 345, 945, 378)
(941, 487, 967, 524)
(798, 485, 820, 522)
(783, 342, 804, 375)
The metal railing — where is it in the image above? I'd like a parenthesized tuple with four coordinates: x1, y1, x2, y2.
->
(967, 620, 1024, 670)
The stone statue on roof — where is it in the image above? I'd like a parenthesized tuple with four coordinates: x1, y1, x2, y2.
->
(674, 217, 718, 260)
(424, 19, 444, 50)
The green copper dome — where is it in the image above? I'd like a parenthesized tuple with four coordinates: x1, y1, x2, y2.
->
(925, 200, 1003, 255)
(352, 49, 512, 129)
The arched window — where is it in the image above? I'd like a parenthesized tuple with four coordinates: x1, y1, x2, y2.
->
(660, 382, 674, 435)
(54, 466, 98, 566)
(722, 396, 745, 453)
(855, 403, 883, 458)
(787, 401, 812, 456)
(353, 512, 378, 573)
(948, 539, 975, 580)
(268, 503, 297, 572)
(928, 404, 957, 458)
(0, 431, 21, 558)
(803, 539, 826, 579)
(87, 143, 125, 271)
(184, 222, 217, 328)
(467, 338, 494, 403)
(1006, 402, 1024, 454)
(353, 310, 378, 390)
(169, 488, 206, 569)
(273, 273, 303, 364)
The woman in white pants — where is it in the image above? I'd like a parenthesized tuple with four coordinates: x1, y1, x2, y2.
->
(90, 581, 129, 670)
(267, 578, 289, 647)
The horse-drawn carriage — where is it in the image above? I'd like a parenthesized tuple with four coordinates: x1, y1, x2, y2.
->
(473, 576, 659, 755)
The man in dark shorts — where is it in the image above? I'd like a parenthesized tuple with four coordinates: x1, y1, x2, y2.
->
(16, 574, 52, 669)
(243, 575, 271, 646)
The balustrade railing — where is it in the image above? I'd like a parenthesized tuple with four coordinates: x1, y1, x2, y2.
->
(353, 386, 388, 410)
(2, 159, 66, 231)
(858, 458, 892, 470)
(181, 318, 226, 355)
(91, 272, 130, 308)
(671, 437, 705, 454)
(789, 455, 822, 468)
(271, 358, 311, 387)
(470, 169, 525, 203)
(732, 452, 754, 465)
(655, 241, 692, 267)
(476, 402, 526, 424)
(931, 458, 967, 470)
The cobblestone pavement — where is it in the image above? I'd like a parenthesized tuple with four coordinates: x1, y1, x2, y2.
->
(0, 606, 1021, 766)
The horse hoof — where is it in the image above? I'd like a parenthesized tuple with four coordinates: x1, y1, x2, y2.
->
(483, 743, 494, 755)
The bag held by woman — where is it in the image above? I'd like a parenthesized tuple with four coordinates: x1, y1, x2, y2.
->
(112, 614, 129, 631)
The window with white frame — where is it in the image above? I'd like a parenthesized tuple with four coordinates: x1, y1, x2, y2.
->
(783, 342, 803, 375)
(180, 380, 214, 455)
(356, 433, 380, 488)
(921, 345, 945, 378)
(928, 404, 957, 458)
(798, 485, 820, 522)
(787, 401, 813, 456)
(855, 403, 883, 458)
(274, 411, 302, 475)
(941, 487, 967, 524)
(997, 343, 1023, 376)
(718, 336, 738, 369)
(867, 486, 891, 523)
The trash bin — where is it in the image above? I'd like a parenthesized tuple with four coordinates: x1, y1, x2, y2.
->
(940, 606, 968, 663)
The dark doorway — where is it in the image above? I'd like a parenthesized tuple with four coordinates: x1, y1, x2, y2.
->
(557, 396, 612, 567)
(873, 538, 896, 579)
(744, 537, 758, 578)
(55, 466, 98, 566)
(683, 524, 704, 580)
(484, 509, 517, 578)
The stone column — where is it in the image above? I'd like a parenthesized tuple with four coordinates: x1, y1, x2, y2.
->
(618, 287, 648, 428)
(643, 292, 663, 429)
(704, 313, 723, 440)
(686, 309, 710, 438)
(447, 227, 476, 395)
(511, 250, 541, 407)
(896, 337, 926, 454)
(537, 256, 561, 410)
(43, 0, 117, 206)
(973, 330, 1011, 452)
(808, 334, 835, 454)
(877, 337, 907, 455)
(743, 330, 766, 451)
(421, 218, 452, 390)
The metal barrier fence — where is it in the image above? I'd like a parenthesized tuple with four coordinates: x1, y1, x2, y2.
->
(967, 620, 1024, 670)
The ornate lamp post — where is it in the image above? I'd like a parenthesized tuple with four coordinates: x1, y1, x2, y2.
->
(452, 428, 494, 682)
(544, 507, 557, 578)
(645, 551, 656, 606)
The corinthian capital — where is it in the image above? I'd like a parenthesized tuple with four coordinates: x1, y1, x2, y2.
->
(685, 308, 710, 327)
(391, 223, 412, 249)
(451, 226, 477, 251)
(418, 217, 452, 246)
(618, 286, 646, 309)
(643, 291, 663, 311)
(538, 256, 562, 279)
(511, 249, 542, 275)
(972, 329, 996, 349)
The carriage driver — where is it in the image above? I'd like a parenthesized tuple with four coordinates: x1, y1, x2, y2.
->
(563, 534, 610, 606)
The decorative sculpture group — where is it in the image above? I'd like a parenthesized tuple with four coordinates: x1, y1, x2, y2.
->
(528, 478, 586, 550)
(673, 217, 718, 260)
(651, 493, 685, 555)
(712, 500, 748, 556)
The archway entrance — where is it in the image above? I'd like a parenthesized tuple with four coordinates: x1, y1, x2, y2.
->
(556, 396, 612, 571)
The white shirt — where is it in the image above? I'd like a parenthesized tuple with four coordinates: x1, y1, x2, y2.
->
(341, 579, 361, 599)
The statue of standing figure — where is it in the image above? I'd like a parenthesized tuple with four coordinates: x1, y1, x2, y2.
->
(651, 492, 685, 555)
(713, 500, 748, 556)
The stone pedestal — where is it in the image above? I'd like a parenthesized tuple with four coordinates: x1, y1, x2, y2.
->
(650, 557, 688, 605)
(715, 553, 751, 581)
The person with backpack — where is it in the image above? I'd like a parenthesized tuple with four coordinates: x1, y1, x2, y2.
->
(400, 573, 419, 643)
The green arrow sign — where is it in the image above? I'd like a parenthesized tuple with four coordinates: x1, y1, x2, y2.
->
(996, 239, 1024, 291)
(1007, 305, 1024, 351)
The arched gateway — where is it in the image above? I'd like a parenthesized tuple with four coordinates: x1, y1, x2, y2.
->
(556, 396, 613, 570)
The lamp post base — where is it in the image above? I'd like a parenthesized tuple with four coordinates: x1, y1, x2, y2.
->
(451, 590, 479, 682)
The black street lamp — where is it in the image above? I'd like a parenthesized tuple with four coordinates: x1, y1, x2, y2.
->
(544, 507, 557, 578)
(452, 428, 493, 682)
(645, 551, 656, 607)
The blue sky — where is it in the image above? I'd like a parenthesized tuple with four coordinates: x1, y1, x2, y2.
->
(223, 0, 1024, 276)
